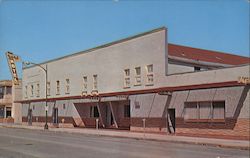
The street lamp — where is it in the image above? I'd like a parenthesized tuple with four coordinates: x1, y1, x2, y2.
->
(25, 62, 48, 130)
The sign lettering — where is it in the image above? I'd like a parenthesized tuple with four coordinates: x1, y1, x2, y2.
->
(6, 52, 20, 85)
(238, 76, 250, 85)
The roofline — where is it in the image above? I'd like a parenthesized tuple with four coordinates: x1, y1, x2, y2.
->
(23, 27, 167, 70)
(168, 55, 231, 68)
(15, 81, 246, 103)
(168, 43, 250, 59)
(0, 80, 12, 86)
(166, 63, 250, 76)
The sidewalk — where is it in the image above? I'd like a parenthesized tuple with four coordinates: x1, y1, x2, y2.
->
(1, 123, 249, 150)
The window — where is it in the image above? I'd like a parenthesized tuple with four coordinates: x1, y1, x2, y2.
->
(212, 101, 225, 119)
(135, 67, 141, 76)
(93, 75, 98, 90)
(83, 76, 88, 92)
(124, 69, 130, 88)
(199, 102, 211, 119)
(134, 101, 140, 109)
(31, 85, 34, 97)
(135, 67, 141, 86)
(36, 83, 40, 97)
(90, 106, 99, 118)
(0, 87, 3, 94)
(0, 107, 4, 118)
(124, 105, 130, 117)
(184, 102, 198, 120)
(25, 86, 28, 98)
(6, 107, 11, 118)
(0, 87, 3, 99)
(63, 104, 66, 110)
(65, 79, 70, 94)
(146, 64, 154, 85)
(47, 82, 50, 96)
(194, 66, 201, 71)
(6, 87, 12, 95)
(56, 80, 60, 95)
(184, 101, 225, 122)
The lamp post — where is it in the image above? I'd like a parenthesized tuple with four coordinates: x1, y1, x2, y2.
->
(25, 62, 48, 130)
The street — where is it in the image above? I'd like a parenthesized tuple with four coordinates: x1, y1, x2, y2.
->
(0, 127, 249, 158)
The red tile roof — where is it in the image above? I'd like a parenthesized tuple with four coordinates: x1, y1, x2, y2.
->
(168, 43, 250, 65)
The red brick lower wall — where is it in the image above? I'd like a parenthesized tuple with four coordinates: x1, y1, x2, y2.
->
(176, 118, 250, 140)
(21, 115, 249, 140)
(130, 117, 167, 132)
(117, 118, 130, 129)
(0, 117, 14, 123)
(22, 116, 75, 128)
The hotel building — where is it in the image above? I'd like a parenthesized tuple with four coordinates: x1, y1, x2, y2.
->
(18, 27, 250, 140)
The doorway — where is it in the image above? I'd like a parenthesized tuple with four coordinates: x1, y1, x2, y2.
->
(52, 107, 59, 124)
(28, 109, 32, 125)
(105, 105, 114, 127)
(167, 108, 175, 133)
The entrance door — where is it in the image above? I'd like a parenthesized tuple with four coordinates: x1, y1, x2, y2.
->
(28, 109, 32, 125)
(167, 109, 175, 133)
(105, 105, 114, 127)
(52, 107, 59, 124)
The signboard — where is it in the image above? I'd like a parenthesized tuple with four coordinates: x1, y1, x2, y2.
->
(238, 76, 250, 85)
(158, 91, 172, 95)
(6, 52, 20, 85)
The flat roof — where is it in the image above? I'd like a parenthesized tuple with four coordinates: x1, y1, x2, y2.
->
(0, 80, 12, 86)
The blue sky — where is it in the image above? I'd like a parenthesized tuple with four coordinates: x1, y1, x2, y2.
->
(0, 0, 249, 80)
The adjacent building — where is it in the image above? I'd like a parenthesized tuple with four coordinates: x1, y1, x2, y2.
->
(18, 27, 250, 140)
(0, 80, 22, 123)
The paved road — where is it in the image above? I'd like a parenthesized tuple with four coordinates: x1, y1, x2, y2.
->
(0, 127, 248, 158)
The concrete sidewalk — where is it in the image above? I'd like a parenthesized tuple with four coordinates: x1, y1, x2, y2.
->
(1, 123, 249, 150)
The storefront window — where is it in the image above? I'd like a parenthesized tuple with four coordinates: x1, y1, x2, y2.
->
(212, 101, 225, 119)
(184, 101, 225, 122)
(6, 107, 11, 117)
(0, 107, 4, 118)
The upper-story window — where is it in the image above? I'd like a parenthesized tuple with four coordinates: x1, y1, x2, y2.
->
(124, 69, 130, 88)
(93, 75, 98, 90)
(134, 67, 141, 86)
(25, 86, 28, 98)
(36, 83, 40, 97)
(0, 87, 3, 94)
(56, 80, 60, 95)
(65, 79, 70, 94)
(31, 85, 34, 97)
(47, 82, 50, 96)
(146, 64, 154, 85)
(0, 87, 3, 99)
(6, 86, 12, 95)
(83, 76, 88, 93)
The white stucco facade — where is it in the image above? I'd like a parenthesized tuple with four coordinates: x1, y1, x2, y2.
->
(22, 28, 168, 100)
